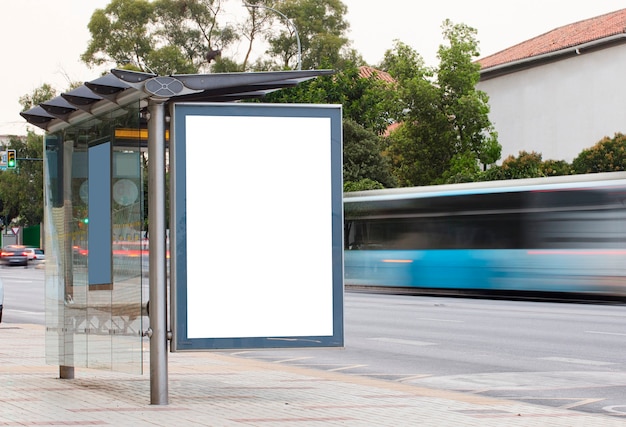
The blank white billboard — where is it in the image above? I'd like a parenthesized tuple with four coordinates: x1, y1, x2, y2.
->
(171, 103, 343, 350)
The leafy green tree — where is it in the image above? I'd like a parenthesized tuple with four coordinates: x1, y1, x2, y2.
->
(343, 119, 395, 190)
(572, 133, 626, 174)
(382, 21, 500, 186)
(239, 1, 274, 71)
(82, 0, 155, 69)
(344, 179, 384, 192)
(252, 0, 350, 70)
(378, 39, 429, 83)
(441, 150, 482, 183)
(18, 83, 57, 111)
(266, 61, 398, 134)
(541, 159, 571, 177)
(480, 151, 544, 181)
(82, 0, 349, 74)
(2, 84, 60, 228)
(152, 0, 238, 72)
(82, 0, 236, 74)
(0, 133, 44, 228)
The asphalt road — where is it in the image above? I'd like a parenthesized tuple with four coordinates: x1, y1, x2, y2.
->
(2, 267, 626, 418)
(1, 262, 45, 324)
(232, 292, 626, 419)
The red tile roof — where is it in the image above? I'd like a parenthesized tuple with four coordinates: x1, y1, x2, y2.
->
(478, 8, 626, 70)
(383, 121, 401, 137)
(358, 66, 396, 83)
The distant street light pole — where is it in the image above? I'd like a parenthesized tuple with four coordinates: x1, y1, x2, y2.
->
(244, 3, 302, 70)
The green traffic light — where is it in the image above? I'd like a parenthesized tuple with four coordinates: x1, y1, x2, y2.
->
(7, 150, 16, 168)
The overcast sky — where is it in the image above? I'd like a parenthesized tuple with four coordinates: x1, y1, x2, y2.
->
(2, 0, 625, 135)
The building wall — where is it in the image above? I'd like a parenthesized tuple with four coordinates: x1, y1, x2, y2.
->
(477, 45, 626, 163)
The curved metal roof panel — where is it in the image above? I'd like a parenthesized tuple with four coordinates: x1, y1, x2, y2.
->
(21, 69, 334, 132)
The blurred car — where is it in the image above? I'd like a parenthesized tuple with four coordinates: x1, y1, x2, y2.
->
(0, 245, 29, 266)
(23, 247, 45, 261)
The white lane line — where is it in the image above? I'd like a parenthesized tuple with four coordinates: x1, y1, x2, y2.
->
(539, 357, 615, 366)
(398, 374, 432, 382)
(328, 364, 367, 372)
(603, 405, 626, 415)
(418, 318, 463, 323)
(561, 398, 604, 410)
(369, 337, 438, 346)
(512, 397, 604, 410)
(586, 330, 626, 337)
(275, 357, 314, 363)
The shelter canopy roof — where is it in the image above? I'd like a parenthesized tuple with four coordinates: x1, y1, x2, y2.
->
(21, 69, 334, 132)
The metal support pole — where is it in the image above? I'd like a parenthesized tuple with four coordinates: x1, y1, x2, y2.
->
(60, 141, 75, 380)
(60, 365, 74, 379)
(148, 99, 168, 405)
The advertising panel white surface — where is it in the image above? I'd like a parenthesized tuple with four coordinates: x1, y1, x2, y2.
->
(172, 103, 343, 350)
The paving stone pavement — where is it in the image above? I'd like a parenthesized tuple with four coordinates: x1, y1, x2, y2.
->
(1, 323, 624, 426)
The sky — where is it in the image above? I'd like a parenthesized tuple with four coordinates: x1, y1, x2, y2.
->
(2, 0, 626, 135)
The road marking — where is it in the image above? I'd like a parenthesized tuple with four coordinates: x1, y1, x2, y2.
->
(369, 337, 437, 346)
(539, 357, 615, 366)
(604, 405, 626, 415)
(418, 317, 463, 323)
(398, 374, 432, 382)
(328, 364, 367, 372)
(514, 397, 604, 410)
(586, 330, 626, 337)
(275, 357, 314, 363)
(560, 398, 604, 410)
(358, 373, 429, 381)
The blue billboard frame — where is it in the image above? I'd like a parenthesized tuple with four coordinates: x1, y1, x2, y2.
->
(171, 103, 343, 351)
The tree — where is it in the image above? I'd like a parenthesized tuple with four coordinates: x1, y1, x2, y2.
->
(541, 159, 571, 177)
(343, 119, 395, 190)
(266, 61, 397, 134)
(343, 179, 384, 192)
(0, 133, 44, 228)
(81, 0, 352, 74)
(478, 150, 571, 181)
(493, 150, 543, 180)
(1, 84, 59, 228)
(572, 133, 626, 174)
(81, 0, 155, 70)
(152, 0, 238, 72)
(82, 0, 236, 74)
(378, 39, 428, 83)
(383, 22, 500, 186)
(18, 84, 57, 111)
(440, 150, 482, 183)
(243, 0, 350, 70)
(239, 1, 274, 71)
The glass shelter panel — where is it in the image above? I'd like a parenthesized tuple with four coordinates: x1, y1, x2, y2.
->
(44, 103, 146, 374)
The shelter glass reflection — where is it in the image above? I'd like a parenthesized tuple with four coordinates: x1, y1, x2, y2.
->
(43, 102, 146, 374)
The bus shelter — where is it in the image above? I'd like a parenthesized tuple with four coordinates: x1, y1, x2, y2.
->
(21, 69, 344, 404)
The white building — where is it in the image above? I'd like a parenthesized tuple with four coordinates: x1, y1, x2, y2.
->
(477, 8, 626, 163)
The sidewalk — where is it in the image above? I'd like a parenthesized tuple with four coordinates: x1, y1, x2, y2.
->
(0, 323, 623, 427)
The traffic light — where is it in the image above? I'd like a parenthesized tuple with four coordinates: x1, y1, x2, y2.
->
(7, 150, 16, 169)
